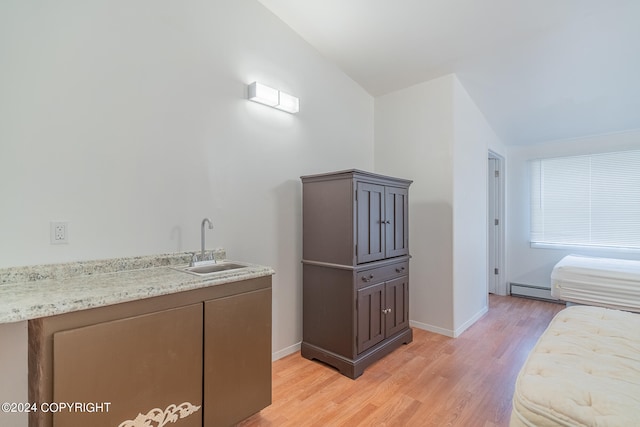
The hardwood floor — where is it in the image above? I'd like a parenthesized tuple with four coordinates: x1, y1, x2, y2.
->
(240, 295, 564, 427)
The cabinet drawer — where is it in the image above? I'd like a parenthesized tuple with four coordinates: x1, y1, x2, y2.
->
(357, 261, 408, 288)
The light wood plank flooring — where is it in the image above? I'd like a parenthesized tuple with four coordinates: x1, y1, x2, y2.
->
(240, 295, 564, 427)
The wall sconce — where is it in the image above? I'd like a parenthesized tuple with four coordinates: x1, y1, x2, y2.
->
(248, 82, 299, 114)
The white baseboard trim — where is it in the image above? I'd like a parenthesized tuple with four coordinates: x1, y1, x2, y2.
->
(453, 306, 488, 337)
(410, 305, 488, 338)
(410, 320, 455, 338)
(276, 307, 488, 359)
(272, 341, 301, 361)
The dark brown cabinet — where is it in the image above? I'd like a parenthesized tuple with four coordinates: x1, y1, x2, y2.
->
(204, 288, 272, 427)
(29, 276, 272, 427)
(53, 304, 203, 427)
(301, 169, 412, 379)
(357, 275, 409, 354)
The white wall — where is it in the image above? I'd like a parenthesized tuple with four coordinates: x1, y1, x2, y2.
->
(0, 0, 373, 411)
(507, 129, 640, 287)
(375, 74, 502, 336)
(375, 75, 456, 333)
(452, 77, 503, 333)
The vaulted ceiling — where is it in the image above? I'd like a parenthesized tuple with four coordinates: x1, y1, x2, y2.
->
(258, 0, 640, 145)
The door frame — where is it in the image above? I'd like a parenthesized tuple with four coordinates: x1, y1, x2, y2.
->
(488, 150, 506, 295)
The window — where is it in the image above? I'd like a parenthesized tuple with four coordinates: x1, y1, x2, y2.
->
(530, 149, 640, 250)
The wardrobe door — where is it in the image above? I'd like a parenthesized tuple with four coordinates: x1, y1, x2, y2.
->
(385, 186, 409, 258)
(357, 182, 386, 264)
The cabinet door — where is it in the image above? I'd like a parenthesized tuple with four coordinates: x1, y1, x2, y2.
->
(385, 276, 410, 337)
(385, 186, 409, 258)
(357, 282, 386, 354)
(204, 288, 272, 427)
(53, 304, 203, 427)
(357, 182, 386, 264)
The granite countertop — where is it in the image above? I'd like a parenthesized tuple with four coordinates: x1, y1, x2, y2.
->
(0, 250, 275, 324)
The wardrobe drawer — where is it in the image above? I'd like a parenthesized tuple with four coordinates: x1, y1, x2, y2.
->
(356, 260, 408, 288)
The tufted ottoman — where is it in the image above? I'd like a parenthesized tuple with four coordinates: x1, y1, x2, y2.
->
(511, 305, 640, 426)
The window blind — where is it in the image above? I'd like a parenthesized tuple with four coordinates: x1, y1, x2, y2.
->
(530, 149, 640, 249)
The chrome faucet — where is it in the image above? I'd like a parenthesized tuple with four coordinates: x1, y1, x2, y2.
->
(201, 218, 213, 261)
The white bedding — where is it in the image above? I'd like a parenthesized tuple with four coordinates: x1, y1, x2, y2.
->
(511, 305, 640, 427)
(551, 255, 640, 313)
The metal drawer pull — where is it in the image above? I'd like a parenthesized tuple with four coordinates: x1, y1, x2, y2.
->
(382, 308, 392, 314)
(395, 266, 406, 273)
(361, 274, 374, 282)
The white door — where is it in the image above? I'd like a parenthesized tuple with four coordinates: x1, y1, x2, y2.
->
(487, 154, 503, 294)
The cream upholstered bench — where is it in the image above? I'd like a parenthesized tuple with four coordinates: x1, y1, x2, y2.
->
(511, 305, 640, 426)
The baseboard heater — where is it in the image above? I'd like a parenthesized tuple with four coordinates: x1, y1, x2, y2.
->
(510, 282, 558, 302)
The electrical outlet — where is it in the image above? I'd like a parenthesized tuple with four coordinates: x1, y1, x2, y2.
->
(50, 221, 69, 244)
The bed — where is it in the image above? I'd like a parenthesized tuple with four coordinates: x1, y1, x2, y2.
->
(511, 305, 640, 426)
(551, 255, 640, 313)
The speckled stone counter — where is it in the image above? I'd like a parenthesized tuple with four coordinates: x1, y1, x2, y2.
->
(0, 251, 274, 323)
